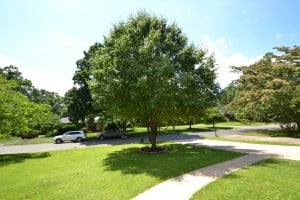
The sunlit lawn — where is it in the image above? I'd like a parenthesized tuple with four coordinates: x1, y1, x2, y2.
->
(0, 143, 243, 200)
(191, 158, 300, 200)
(205, 136, 300, 146)
(129, 121, 266, 137)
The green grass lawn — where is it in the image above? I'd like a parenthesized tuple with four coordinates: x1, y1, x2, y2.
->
(128, 121, 265, 137)
(0, 143, 243, 200)
(191, 158, 300, 200)
(205, 136, 300, 146)
(0, 136, 19, 143)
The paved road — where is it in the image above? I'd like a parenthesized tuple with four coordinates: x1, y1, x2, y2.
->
(0, 124, 283, 155)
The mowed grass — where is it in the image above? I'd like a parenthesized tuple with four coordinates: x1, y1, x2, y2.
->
(129, 121, 266, 137)
(205, 136, 300, 146)
(191, 158, 300, 200)
(0, 143, 243, 200)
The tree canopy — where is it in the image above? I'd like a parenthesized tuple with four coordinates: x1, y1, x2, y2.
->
(64, 43, 102, 124)
(0, 75, 60, 137)
(0, 66, 63, 137)
(0, 65, 65, 116)
(89, 12, 218, 149)
(230, 46, 300, 132)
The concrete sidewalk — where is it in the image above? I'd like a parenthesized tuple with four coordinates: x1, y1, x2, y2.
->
(132, 154, 266, 200)
(133, 139, 300, 200)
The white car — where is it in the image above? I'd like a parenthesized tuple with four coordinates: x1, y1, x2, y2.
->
(53, 131, 87, 144)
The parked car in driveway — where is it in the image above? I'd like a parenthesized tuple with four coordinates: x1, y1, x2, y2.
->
(98, 129, 130, 140)
(53, 131, 87, 144)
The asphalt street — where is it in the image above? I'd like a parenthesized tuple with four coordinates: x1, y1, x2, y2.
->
(0, 124, 282, 155)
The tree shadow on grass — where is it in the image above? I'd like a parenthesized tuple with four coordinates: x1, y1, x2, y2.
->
(101, 143, 243, 181)
(257, 129, 300, 138)
(0, 152, 50, 167)
(162, 126, 233, 134)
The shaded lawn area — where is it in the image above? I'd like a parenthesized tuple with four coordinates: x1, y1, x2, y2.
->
(0, 143, 243, 200)
(191, 158, 300, 200)
(245, 129, 300, 138)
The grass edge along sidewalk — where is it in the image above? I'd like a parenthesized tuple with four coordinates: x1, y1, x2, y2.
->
(132, 154, 266, 200)
(191, 158, 300, 200)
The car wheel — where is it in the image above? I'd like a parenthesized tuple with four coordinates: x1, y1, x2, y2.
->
(76, 137, 82, 142)
(55, 139, 63, 144)
(121, 134, 127, 139)
(99, 135, 104, 140)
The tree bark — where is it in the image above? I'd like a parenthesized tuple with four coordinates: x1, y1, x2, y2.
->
(149, 119, 158, 150)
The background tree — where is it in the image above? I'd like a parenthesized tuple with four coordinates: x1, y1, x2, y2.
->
(0, 75, 60, 137)
(230, 46, 300, 134)
(90, 12, 218, 150)
(0, 65, 66, 116)
(64, 87, 88, 124)
(31, 89, 65, 116)
(219, 81, 237, 106)
(64, 43, 102, 125)
(0, 65, 34, 98)
(218, 80, 237, 120)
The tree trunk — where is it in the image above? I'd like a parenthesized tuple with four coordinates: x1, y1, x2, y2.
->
(147, 124, 152, 143)
(189, 120, 193, 129)
(149, 119, 158, 150)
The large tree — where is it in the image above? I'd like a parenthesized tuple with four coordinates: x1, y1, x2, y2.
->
(89, 12, 218, 150)
(65, 43, 102, 124)
(231, 46, 300, 132)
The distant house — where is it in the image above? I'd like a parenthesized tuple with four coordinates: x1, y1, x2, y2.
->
(94, 116, 104, 131)
(60, 117, 72, 124)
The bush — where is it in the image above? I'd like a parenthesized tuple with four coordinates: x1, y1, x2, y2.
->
(104, 121, 120, 131)
(206, 112, 228, 123)
(0, 134, 7, 139)
(81, 127, 88, 133)
(279, 123, 299, 137)
(46, 124, 78, 136)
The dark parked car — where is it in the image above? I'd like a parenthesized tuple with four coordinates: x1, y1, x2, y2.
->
(98, 129, 130, 140)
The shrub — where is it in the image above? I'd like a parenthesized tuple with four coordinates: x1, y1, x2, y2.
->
(205, 109, 229, 123)
(0, 134, 7, 139)
(81, 127, 88, 133)
(104, 121, 120, 131)
(46, 124, 78, 136)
